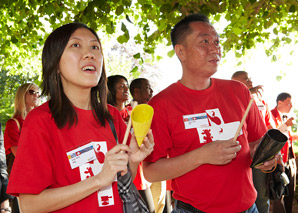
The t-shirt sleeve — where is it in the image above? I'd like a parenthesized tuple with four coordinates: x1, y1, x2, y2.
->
(7, 112, 54, 196)
(4, 119, 20, 150)
(245, 91, 267, 142)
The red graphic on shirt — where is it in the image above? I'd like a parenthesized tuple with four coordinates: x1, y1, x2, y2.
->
(101, 196, 112, 205)
(207, 111, 221, 125)
(95, 144, 105, 164)
(202, 129, 213, 143)
(219, 128, 223, 134)
(84, 167, 94, 178)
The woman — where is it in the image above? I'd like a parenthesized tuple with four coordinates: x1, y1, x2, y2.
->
(107, 75, 132, 123)
(4, 83, 40, 213)
(4, 83, 40, 159)
(7, 23, 154, 212)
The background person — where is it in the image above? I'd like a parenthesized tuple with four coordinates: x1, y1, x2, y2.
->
(271, 92, 296, 213)
(6, 22, 154, 212)
(143, 13, 277, 213)
(107, 75, 132, 123)
(232, 70, 274, 213)
(129, 78, 156, 213)
(0, 123, 13, 213)
(4, 82, 40, 213)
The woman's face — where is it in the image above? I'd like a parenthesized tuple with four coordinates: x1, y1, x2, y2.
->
(115, 78, 129, 103)
(25, 87, 40, 108)
(58, 28, 103, 94)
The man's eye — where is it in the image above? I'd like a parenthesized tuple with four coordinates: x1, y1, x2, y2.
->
(201, 39, 209, 44)
(72, 43, 80, 47)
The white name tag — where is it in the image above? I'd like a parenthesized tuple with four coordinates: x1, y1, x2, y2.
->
(183, 113, 210, 129)
(67, 143, 97, 169)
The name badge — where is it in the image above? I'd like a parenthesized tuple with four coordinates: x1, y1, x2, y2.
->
(67, 143, 97, 169)
(183, 113, 209, 129)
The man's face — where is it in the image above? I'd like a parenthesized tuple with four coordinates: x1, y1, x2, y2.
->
(139, 80, 153, 104)
(234, 73, 253, 89)
(177, 22, 221, 78)
(278, 97, 292, 113)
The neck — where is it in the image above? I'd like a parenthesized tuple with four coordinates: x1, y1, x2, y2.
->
(115, 100, 125, 111)
(180, 75, 211, 90)
(64, 87, 92, 110)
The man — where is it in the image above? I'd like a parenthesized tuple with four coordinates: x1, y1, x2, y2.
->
(232, 71, 274, 213)
(271, 92, 296, 213)
(130, 78, 153, 105)
(143, 14, 276, 212)
(129, 78, 156, 213)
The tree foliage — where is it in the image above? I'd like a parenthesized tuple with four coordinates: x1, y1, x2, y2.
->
(1, 0, 298, 76)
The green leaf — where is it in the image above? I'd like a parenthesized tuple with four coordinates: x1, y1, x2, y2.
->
(130, 66, 138, 74)
(117, 35, 128, 43)
(116, 6, 124, 16)
(289, 5, 296, 13)
(167, 49, 175, 58)
(121, 22, 127, 32)
(276, 75, 282, 81)
(271, 55, 277, 62)
(133, 53, 141, 59)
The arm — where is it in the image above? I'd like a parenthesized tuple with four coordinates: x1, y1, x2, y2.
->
(143, 139, 241, 182)
(19, 144, 130, 213)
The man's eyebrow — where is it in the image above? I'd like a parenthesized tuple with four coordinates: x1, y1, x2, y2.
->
(198, 33, 220, 38)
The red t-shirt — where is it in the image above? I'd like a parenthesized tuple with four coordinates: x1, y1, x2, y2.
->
(7, 102, 128, 212)
(145, 79, 267, 213)
(4, 116, 24, 155)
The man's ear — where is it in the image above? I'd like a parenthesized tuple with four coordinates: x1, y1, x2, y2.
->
(174, 44, 185, 62)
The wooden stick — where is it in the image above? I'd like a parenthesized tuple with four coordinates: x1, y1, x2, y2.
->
(122, 101, 138, 145)
(233, 98, 254, 141)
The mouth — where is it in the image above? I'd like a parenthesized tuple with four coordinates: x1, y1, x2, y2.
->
(82, 65, 96, 71)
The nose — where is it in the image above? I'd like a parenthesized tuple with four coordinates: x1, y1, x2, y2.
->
(83, 49, 95, 59)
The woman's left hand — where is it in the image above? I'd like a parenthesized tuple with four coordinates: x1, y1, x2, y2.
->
(128, 130, 154, 163)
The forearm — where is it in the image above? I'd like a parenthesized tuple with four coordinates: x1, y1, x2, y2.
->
(19, 174, 105, 213)
(128, 160, 139, 180)
(143, 148, 204, 182)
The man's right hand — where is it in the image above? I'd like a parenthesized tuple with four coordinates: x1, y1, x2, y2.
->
(285, 117, 295, 127)
(199, 139, 241, 165)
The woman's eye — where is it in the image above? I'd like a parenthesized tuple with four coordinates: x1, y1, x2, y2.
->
(72, 43, 80, 47)
(92, 45, 99, 50)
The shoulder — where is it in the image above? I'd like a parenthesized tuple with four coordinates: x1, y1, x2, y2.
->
(149, 82, 178, 105)
(107, 104, 122, 119)
(23, 102, 52, 127)
(215, 78, 246, 90)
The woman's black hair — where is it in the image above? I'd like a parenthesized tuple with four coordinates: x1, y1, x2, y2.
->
(42, 22, 111, 128)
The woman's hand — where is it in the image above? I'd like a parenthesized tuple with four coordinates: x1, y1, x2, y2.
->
(128, 130, 154, 164)
(96, 144, 130, 187)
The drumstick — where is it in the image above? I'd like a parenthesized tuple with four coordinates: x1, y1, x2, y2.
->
(122, 101, 138, 145)
(233, 98, 254, 141)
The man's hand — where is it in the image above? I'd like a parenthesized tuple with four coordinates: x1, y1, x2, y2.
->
(249, 85, 263, 97)
(255, 154, 280, 172)
(285, 117, 295, 127)
(200, 139, 241, 165)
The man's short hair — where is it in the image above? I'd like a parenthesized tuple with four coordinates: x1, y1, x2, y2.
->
(171, 13, 210, 48)
(129, 78, 147, 96)
(231, 71, 247, 80)
(276, 92, 291, 103)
